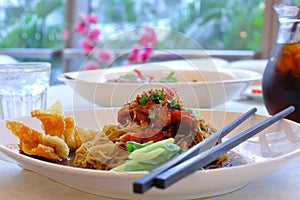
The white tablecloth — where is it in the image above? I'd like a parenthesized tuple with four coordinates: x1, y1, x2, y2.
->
(1, 85, 300, 200)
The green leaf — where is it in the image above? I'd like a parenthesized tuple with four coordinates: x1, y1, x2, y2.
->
(169, 99, 179, 109)
(128, 138, 174, 160)
(122, 73, 135, 79)
(139, 95, 147, 105)
(149, 92, 162, 104)
(140, 144, 183, 166)
(126, 140, 153, 153)
(112, 141, 183, 172)
(35, 0, 63, 18)
(158, 72, 178, 83)
(129, 148, 165, 161)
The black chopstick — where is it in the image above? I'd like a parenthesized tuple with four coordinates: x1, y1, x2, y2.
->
(133, 107, 257, 193)
(154, 106, 295, 189)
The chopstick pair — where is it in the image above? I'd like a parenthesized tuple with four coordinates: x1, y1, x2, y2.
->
(133, 106, 295, 193)
(134, 107, 257, 193)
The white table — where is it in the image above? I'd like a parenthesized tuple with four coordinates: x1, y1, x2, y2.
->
(1, 85, 300, 200)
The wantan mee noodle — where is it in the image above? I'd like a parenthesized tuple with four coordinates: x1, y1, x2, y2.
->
(6, 87, 232, 171)
(73, 87, 229, 170)
(74, 130, 128, 170)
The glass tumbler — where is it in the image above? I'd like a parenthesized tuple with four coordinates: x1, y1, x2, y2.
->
(0, 62, 51, 119)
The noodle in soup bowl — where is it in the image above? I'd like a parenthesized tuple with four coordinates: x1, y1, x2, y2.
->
(58, 59, 261, 108)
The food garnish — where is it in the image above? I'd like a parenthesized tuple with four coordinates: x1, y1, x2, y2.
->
(251, 88, 262, 94)
(107, 69, 178, 83)
(156, 72, 177, 83)
(112, 138, 183, 172)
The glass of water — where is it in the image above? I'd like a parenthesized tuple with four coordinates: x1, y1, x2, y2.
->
(0, 62, 51, 119)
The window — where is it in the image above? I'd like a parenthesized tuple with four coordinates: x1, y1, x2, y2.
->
(0, 0, 65, 85)
(90, 0, 264, 51)
(0, 0, 65, 48)
(0, 0, 293, 84)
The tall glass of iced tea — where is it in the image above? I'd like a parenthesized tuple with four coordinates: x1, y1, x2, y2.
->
(263, 3, 300, 123)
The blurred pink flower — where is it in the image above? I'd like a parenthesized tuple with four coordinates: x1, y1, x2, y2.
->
(85, 13, 98, 24)
(83, 60, 99, 70)
(72, 11, 157, 69)
(62, 28, 70, 40)
(74, 21, 89, 35)
(94, 49, 116, 65)
(128, 45, 153, 63)
(79, 38, 94, 54)
(138, 27, 157, 46)
(129, 28, 156, 63)
(128, 46, 140, 63)
(89, 29, 101, 42)
(141, 46, 153, 62)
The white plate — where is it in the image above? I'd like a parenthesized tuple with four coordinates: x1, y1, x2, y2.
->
(57, 59, 261, 108)
(1, 108, 300, 200)
(243, 86, 263, 102)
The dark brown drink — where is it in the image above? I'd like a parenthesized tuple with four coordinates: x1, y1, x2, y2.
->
(263, 42, 300, 123)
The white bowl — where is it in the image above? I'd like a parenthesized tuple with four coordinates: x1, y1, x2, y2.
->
(58, 59, 261, 108)
(227, 59, 268, 75)
(227, 59, 268, 86)
(1, 108, 300, 199)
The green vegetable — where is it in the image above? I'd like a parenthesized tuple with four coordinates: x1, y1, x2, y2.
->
(149, 92, 162, 104)
(140, 144, 183, 166)
(122, 73, 135, 79)
(129, 138, 174, 159)
(139, 95, 148, 105)
(158, 72, 178, 83)
(169, 99, 179, 109)
(124, 144, 182, 171)
(111, 139, 183, 172)
(126, 140, 153, 153)
(129, 148, 165, 161)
